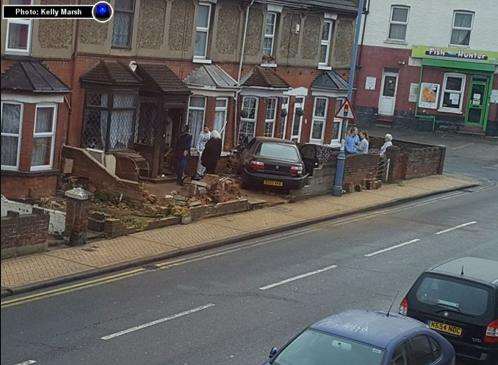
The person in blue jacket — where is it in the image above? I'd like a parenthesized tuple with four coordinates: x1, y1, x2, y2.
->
(345, 126, 359, 154)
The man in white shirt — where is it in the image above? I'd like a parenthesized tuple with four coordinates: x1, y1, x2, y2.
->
(379, 133, 393, 156)
(194, 126, 211, 179)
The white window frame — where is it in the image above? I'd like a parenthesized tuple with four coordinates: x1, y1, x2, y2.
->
(5, 0, 32, 54)
(214, 97, 228, 149)
(31, 103, 57, 171)
(240, 96, 258, 141)
(262, 11, 278, 57)
(310, 97, 328, 144)
(279, 96, 289, 139)
(264, 98, 277, 137)
(439, 73, 466, 114)
(1, 101, 24, 171)
(187, 96, 207, 149)
(387, 5, 409, 42)
(450, 10, 474, 46)
(291, 96, 305, 142)
(194, 2, 212, 60)
(331, 97, 344, 147)
(319, 19, 334, 68)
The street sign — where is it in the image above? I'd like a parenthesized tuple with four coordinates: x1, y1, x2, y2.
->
(334, 98, 356, 120)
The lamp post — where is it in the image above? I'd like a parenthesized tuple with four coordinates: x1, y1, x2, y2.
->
(332, 0, 365, 196)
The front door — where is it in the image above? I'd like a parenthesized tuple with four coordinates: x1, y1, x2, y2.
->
(378, 71, 399, 116)
(291, 96, 305, 142)
(465, 76, 489, 127)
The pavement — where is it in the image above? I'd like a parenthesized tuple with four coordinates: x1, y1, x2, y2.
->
(0, 173, 479, 296)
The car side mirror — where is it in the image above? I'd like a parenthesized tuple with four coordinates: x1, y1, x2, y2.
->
(269, 347, 278, 359)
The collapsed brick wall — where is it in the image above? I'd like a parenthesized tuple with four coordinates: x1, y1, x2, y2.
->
(1, 208, 49, 250)
(291, 160, 337, 200)
(62, 146, 145, 202)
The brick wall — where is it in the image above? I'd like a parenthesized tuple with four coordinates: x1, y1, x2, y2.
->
(344, 154, 380, 186)
(1, 208, 49, 258)
(1, 173, 58, 200)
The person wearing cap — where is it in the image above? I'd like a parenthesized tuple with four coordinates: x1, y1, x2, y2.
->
(379, 133, 393, 156)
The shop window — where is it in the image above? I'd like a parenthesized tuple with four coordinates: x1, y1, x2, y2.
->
(450, 11, 473, 46)
(262, 12, 278, 58)
(388, 5, 409, 41)
(440, 73, 466, 113)
(31, 105, 57, 171)
(82, 91, 137, 151)
(5, 0, 32, 54)
(239, 96, 258, 143)
(112, 0, 135, 48)
(263, 98, 277, 137)
(311, 97, 328, 142)
(1, 102, 23, 170)
(214, 98, 227, 148)
(187, 96, 206, 148)
(319, 19, 335, 67)
(194, 2, 213, 59)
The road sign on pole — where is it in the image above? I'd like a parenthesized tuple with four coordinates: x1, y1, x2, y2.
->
(334, 98, 356, 121)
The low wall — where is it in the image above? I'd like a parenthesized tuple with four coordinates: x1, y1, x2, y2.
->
(344, 153, 380, 186)
(1, 208, 49, 258)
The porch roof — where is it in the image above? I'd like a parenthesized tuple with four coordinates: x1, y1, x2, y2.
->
(184, 64, 237, 90)
(80, 61, 142, 87)
(1, 61, 70, 94)
(240, 66, 290, 90)
(311, 69, 349, 92)
(136, 63, 190, 94)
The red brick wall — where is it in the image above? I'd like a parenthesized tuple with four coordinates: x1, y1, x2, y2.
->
(343, 154, 380, 186)
(1, 208, 49, 249)
(1, 173, 58, 200)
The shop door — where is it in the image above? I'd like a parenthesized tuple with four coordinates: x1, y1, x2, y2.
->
(465, 76, 488, 126)
(378, 72, 398, 116)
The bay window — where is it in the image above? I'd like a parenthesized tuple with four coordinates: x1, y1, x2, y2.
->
(31, 105, 57, 171)
(439, 73, 466, 113)
(319, 19, 334, 67)
(263, 12, 278, 58)
(112, 0, 135, 48)
(194, 2, 212, 59)
(264, 98, 277, 137)
(388, 5, 409, 41)
(311, 97, 328, 143)
(5, 0, 32, 54)
(450, 11, 473, 46)
(1, 102, 23, 170)
(239, 96, 258, 143)
(187, 96, 206, 148)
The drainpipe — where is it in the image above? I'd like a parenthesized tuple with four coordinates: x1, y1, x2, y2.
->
(66, 0, 81, 147)
(234, 0, 255, 146)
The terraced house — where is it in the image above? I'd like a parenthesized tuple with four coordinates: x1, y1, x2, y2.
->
(1, 0, 357, 200)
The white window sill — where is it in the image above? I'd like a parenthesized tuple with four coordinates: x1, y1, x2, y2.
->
(30, 166, 53, 172)
(193, 58, 213, 64)
(437, 107, 462, 114)
(1, 166, 19, 171)
(318, 65, 332, 71)
(384, 39, 408, 45)
(4, 49, 30, 55)
(448, 44, 470, 48)
(260, 63, 277, 68)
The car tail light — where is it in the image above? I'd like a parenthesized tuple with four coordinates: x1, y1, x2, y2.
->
(484, 319, 498, 344)
(249, 160, 265, 171)
(399, 297, 408, 316)
(290, 165, 303, 176)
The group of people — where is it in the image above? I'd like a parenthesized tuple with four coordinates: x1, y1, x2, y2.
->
(345, 126, 393, 157)
(175, 125, 223, 185)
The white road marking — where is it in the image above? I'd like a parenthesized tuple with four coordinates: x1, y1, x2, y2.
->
(451, 143, 474, 150)
(435, 221, 477, 235)
(13, 361, 36, 365)
(364, 239, 421, 257)
(101, 303, 215, 340)
(259, 265, 338, 290)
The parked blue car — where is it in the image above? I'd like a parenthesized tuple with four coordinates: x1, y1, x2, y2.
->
(262, 310, 455, 365)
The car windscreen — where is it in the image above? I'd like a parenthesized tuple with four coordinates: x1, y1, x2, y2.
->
(273, 329, 384, 365)
(415, 275, 491, 316)
(257, 143, 300, 162)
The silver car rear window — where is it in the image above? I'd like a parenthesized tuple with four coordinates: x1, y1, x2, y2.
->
(258, 143, 300, 161)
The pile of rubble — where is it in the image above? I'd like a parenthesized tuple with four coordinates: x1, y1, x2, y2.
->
(187, 174, 242, 204)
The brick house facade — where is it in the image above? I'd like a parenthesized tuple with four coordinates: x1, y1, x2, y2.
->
(353, 0, 498, 136)
(1, 0, 356, 199)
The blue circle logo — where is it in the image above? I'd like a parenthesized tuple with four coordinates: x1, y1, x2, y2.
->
(93, 1, 113, 22)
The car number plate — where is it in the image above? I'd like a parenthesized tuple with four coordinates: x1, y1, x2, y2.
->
(429, 321, 463, 336)
(263, 180, 283, 187)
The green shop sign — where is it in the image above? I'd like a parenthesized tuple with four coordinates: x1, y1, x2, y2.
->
(412, 45, 498, 65)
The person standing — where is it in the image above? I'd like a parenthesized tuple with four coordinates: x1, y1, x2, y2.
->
(193, 125, 211, 180)
(379, 133, 393, 156)
(201, 130, 223, 174)
(345, 127, 359, 154)
(357, 130, 369, 154)
(175, 126, 192, 185)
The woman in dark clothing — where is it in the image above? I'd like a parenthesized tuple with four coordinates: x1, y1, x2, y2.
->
(201, 130, 222, 174)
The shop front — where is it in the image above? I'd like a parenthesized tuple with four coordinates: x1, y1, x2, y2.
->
(411, 46, 498, 135)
